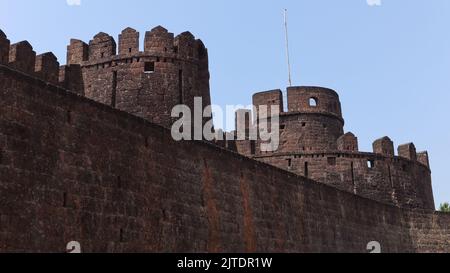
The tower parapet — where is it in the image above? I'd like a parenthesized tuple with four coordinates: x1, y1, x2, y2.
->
(119, 27, 139, 55)
(253, 89, 283, 119)
(373, 136, 395, 156)
(175, 31, 198, 60)
(337, 132, 358, 152)
(398, 143, 417, 161)
(62, 26, 211, 128)
(287, 86, 343, 118)
(9, 41, 36, 74)
(144, 26, 174, 54)
(67, 39, 89, 65)
(248, 86, 344, 154)
(89, 32, 116, 61)
(35, 52, 59, 85)
(417, 151, 430, 168)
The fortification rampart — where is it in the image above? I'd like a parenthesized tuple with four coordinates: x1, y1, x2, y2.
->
(0, 64, 448, 252)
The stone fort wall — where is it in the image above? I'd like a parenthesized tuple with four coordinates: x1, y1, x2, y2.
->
(0, 64, 449, 252)
(0, 28, 448, 252)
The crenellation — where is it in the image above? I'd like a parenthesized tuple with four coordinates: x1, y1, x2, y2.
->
(337, 132, 358, 152)
(417, 151, 430, 168)
(67, 39, 89, 65)
(398, 143, 417, 161)
(8, 41, 36, 74)
(59, 64, 84, 94)
(373, 136, 395, 156)
(89, 32, 117, 61)
(35, 52, 59, 85)
(253, 89, 284, 119)
(144, 26, 175, 54)
(287, 86, 342, 118)
(0, 29, 10, 65)
(119, 27, 139, 55)
(174, 31, 198, 60)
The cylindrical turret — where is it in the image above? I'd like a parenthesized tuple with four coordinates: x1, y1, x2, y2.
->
(252, 86, 344, 154)
(74, 26, 211, 129)
(287, 86, 343, 117)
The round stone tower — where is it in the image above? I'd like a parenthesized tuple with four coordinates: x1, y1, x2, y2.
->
(252, 86, 344, 154)
(236, 85, 434, 210)
(65, 26, 211, 128)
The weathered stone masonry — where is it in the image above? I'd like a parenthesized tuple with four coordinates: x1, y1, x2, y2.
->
(232, 87, 435, 210)
(0, 27, 449, 252)
(66, 26, 211, 129)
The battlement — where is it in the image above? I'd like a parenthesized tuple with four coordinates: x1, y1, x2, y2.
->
(0, 30, 71, 89)
(119, 27, 139, 55)
(252, 89, 284, 118)
(371, 138, 427, 167)
(287, 86, 342, 117)
(339, 133, 430, 171)
(9, 41, 36, 74)
(252, 86, 343, 121)
(35, 52, 59, 85)
(89, 32, 117, 61)
(373, 136, 395, 157)
(417, 151, 430, 168)
(337, 132, 358, 152)
(398, 143, 418, 161)
(65, 26, 207, 68)
(67, 39, 89, 65)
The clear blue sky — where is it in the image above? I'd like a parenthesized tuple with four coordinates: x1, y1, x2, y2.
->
(1, 0, 449, 207)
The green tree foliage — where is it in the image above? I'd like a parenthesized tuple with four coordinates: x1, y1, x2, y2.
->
(439, 202, 450, 213)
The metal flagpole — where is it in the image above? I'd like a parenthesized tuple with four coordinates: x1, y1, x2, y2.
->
(284, 9, 293, 87)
